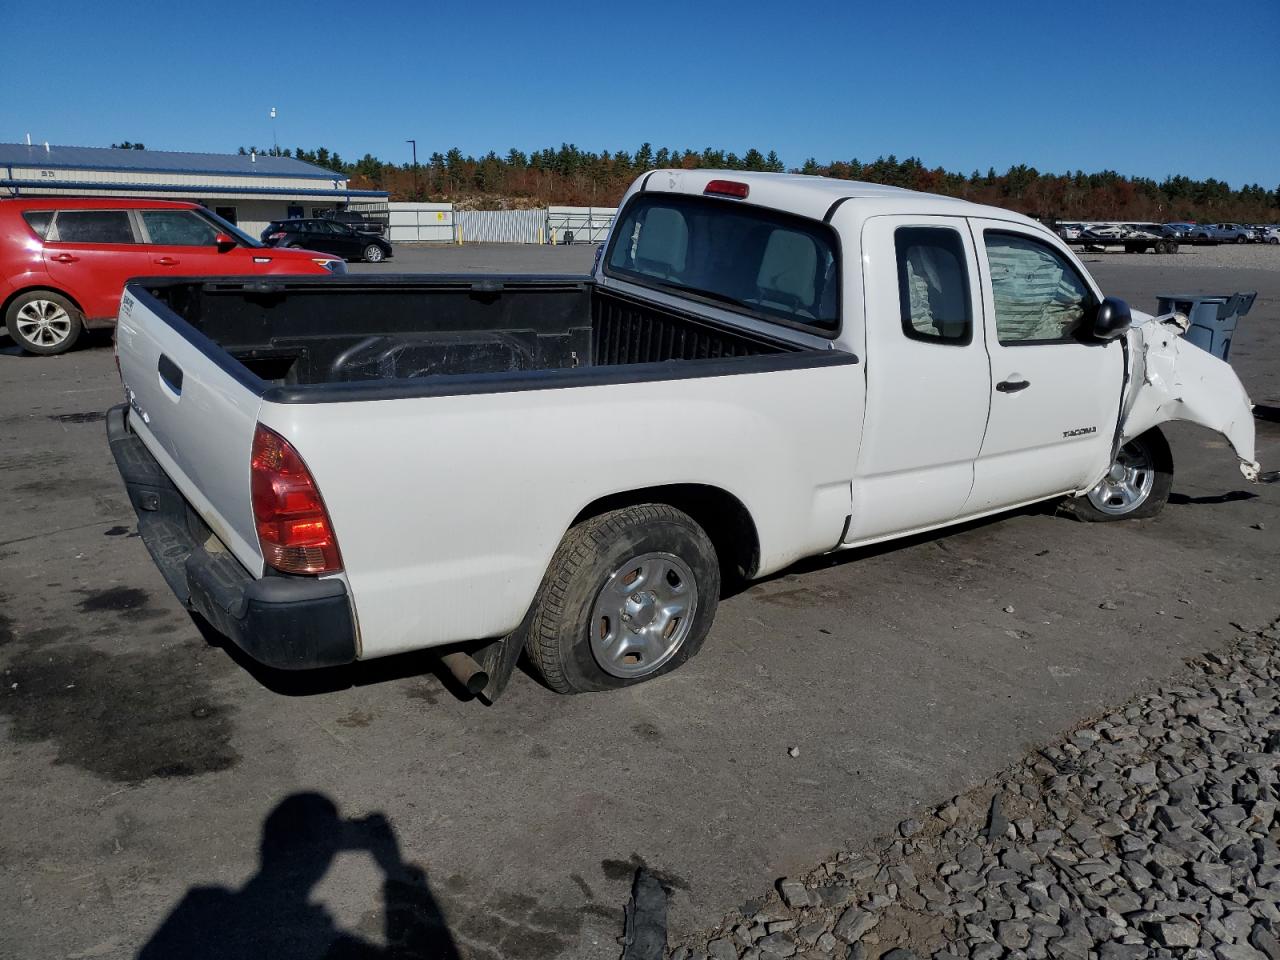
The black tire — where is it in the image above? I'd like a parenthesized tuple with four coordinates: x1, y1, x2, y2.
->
(363, 244, 385, 263)
(1169, 242, 1179, 254)
(1065, 428, 1174, 522)
(524, 504, 720, 694)
(1237, 235, 1249, 244)
(5, 290, 84, 356)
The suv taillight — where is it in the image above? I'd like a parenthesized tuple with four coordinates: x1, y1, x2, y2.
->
(251, 424, 342, 575)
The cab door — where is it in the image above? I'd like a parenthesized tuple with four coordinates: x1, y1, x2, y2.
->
(42, 209, 148, 319)
(962, 220, 1123, 513)
(845, 215, 991, 542)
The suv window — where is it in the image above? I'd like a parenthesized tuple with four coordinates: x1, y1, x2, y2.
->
(140, 210, 220, 246)
(894, 227, 971, 344)
(53, 210, 136, 244)
(22, 211, 54, 239)
(605, 193, 840, 332)
(984, 232, 1093, 344)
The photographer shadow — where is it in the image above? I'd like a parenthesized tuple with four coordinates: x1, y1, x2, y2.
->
(137, 793, 460, 960)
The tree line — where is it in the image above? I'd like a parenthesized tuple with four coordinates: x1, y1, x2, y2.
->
(238, 142, 1279, 222)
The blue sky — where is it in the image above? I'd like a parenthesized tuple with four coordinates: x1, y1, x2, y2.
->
(6, 0, 1278, 188)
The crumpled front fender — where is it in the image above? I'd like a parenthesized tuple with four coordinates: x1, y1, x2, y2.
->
(1120, 313, 1261, 481)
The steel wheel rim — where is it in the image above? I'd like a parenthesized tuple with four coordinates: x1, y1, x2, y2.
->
(589, 551, 698, 679)
(1086, 441, 1156, 515)
(366, 246, 383, 262)
(15, 299, 72, 347)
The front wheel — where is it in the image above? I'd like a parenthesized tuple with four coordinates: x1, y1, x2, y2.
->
(524, 504, 720, 694)
(6, 290, 84, 355)
(1237, 235, 1249, 244)
(363, 244, 385, 263)
(1066, 428, 1173, 521)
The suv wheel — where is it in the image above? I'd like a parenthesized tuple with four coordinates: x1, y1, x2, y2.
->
(6, 291, 84, 356)
(363, 244, 385, 263)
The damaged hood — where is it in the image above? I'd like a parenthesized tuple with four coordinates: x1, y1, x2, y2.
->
(1120, 310, 1261, 481)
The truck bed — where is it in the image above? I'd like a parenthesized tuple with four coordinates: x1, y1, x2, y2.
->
(137, 275, 824, 403)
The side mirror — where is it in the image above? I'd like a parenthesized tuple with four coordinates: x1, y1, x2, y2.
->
(214, 233, 237, 252)
(1092, 296, 1132, 340)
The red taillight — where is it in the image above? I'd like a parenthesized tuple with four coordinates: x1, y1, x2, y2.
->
(704, 179, 749, 199)
(250, 423, 342, 575)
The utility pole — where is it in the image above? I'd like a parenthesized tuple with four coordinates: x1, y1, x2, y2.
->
(406, 139, 419, 200)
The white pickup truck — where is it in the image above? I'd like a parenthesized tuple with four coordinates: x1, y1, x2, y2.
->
(108, 170, 1268, 700)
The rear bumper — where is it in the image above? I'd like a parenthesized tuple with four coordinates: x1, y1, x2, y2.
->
(106, 404, 357, 670)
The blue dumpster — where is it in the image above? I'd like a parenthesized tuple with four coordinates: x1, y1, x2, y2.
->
(1156, 292, 1256, 361)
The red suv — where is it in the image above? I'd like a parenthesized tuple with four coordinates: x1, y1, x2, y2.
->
(1, 198, 346, 355)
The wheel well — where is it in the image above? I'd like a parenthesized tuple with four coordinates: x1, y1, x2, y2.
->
(572, 484, 761, 583)
(2, 285, 85, 321)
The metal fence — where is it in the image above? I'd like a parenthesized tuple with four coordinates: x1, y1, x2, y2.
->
(456, 209, 545, 244)
(388, 203, 455, 242)
(546, 206, 617, 244)
(384, 203, 619, 244)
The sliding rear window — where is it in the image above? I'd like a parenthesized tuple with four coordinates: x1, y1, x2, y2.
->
(604, 193, 840, 334)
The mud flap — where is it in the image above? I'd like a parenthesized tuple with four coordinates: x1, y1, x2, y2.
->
(1121, 314, 1265, 482)
(470, 621, 530, 704)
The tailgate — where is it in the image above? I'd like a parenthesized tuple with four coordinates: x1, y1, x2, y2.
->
(115, 284, 265, 575)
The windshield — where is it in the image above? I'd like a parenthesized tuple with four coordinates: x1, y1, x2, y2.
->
(196, 208, 262, 248)
(604, 193, 840, 332)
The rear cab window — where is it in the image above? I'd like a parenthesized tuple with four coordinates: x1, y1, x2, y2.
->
(604, 193, 840, 334)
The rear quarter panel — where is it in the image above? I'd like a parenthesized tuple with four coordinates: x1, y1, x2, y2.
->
(258, 361, 862, 658)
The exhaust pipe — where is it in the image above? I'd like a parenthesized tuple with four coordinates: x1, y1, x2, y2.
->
(441, 651, 489, 695)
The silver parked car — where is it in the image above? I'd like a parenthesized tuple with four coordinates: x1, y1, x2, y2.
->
(1188, 222, 1253, 243)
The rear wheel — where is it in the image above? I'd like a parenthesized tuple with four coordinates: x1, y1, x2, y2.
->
(5, 290, 83, 356)
(1066, 428, 1173, 521)
(363, 244, 385, 263)
(524, 504, 720, 694)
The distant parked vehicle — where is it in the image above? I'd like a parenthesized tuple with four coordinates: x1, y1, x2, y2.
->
(1072, 223, 1180, 254)
(262, 219, 394, 263)
(319, 209, 386, 236)
(1188, 223, 1253, 243)
(1055, 221, 1083, 241)
(1262, 226, 1280, 245)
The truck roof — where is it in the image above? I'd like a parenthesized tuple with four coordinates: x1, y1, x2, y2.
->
(637, 169, 1040, 228)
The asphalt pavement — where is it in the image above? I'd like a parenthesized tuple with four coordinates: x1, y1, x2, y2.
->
(1, 245, 1277, 960)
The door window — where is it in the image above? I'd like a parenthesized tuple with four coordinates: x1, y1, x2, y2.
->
(894, 227, 971, 344)
(139, 210, 220, 246)
(984, 232, 1093, 344)
(51, 210, 136, 244)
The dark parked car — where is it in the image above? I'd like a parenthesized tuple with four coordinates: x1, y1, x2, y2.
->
(320, 209, 386, 236)
(262, 219, 394, 263)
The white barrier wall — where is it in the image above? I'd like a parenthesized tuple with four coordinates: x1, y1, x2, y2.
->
(546, 206, 617, 244)
(388, 203, 455, 242)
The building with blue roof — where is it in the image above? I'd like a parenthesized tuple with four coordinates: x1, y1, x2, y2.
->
(0, 142, 388, 237)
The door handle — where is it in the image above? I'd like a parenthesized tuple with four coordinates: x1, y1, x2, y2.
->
(996, 378, 1031, 393)
(153, 257, 180, 266)
(158, 353, 183, 395)
(50, 253, 79, 263)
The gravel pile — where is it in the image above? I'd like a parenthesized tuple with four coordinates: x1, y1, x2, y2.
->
(674, 618, 1280, 960)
